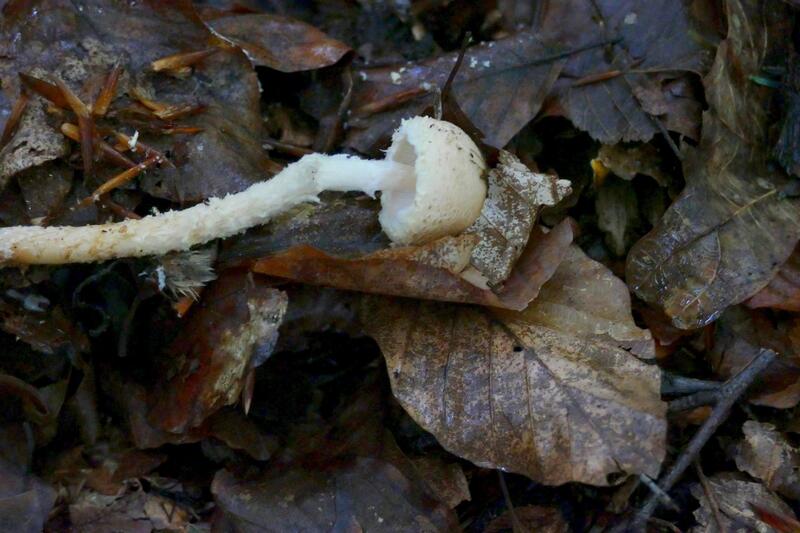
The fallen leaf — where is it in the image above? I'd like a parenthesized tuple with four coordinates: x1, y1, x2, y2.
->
(0, 299, 89, 356)
(148, 271, 287, 433)
(626, 0, 800, 329)
(0, 0, 272, 203)
(466, 150, 571, 287)
(710, 307, 800, 409)
(212, 457, 459, 532)
(747, 243, 800, 311)
(775, 52, 800, 177)
(736, 421, 800, 501)
(69, 484, 190, 533)
(362, 245, 663, 486)
(485, 505, 569, 533)
(537, 0, 710, 143)
(346, 29, 566, 151)
(409, 457, 471, 509)
(208, 13, 351, 72)
(596, 176, 639, 256)
(251, 221, 573, 311)
(691, 473, 797, 533)
(594, 143, 670, 187)
(0, 458, 57, 533)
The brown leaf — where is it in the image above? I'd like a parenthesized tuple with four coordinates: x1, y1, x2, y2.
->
(594, 143, 670, 187)
(148, 272, 287, 433)
(252, 220, 574, 311)
(747, 243, 800, 311)
(736, 421, 800, 501)
(362, 245, 663, 486)
(691, 473, 797, 533)
(537, 0, 710, 143)
(69, 484, 190, 533)
(0, 0, 272, 203)
(466, 150, 571, 287)
(347, 29, 566, 150)
(485, 505, 569, 533)
(211, 458, 459, 532)
(596, 177, 639, 256)
(0, 458, 57, 533)
(208, 13, 351, 72)
(0, 299, 89, 355)
(409, 457, 470, 509)
(626, 0, 800, 329)
(710, 307, 800, 409)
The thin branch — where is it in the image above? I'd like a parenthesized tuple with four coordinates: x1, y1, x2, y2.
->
(609, 348, 776, 532)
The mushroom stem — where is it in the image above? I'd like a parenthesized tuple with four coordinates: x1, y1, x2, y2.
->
(315, 155, 416, 196)
(0, 116, 487, 266)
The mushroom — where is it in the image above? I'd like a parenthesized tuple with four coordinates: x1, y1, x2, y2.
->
(0, 116, 486, 265)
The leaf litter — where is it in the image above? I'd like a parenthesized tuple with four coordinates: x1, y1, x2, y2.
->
(0, 0, 799, 531)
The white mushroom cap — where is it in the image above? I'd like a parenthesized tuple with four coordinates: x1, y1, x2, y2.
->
(379, 116, 487, 245)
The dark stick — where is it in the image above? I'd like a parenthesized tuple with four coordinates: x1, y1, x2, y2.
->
(610, 348, 776, 532)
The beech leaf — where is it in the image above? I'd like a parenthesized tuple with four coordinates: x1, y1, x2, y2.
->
(467, 150, 571, 287)
(626, 0, 800, 329)
(736, 421, 800, 501)
(362, 245, 663, 486)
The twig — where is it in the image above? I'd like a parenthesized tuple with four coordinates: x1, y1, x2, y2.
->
(695, 460, 724, 532)
(497, 470, 525, 533)
(609, 348, 776, 532)
(667, 389, 719, 413)
(661, 373, 721, 395)
(638, 474, 678, 512)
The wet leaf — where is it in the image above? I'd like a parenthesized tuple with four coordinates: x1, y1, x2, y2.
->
(252, 220, 574, 311)
(211, 457, 459, 532)
(362, 245, 662, 486)
(691, 473, 797, 533)
(347, 29, 566, 151)
(736, 421, 800, 501)
(0, 458, 57, 533)
(148, 272, 287, 433)
(466, 150, 571, 287)
(626, 0, 800, 329)
(747, 244, 800, 312)
(537, 0, 709, 143)
(0, 299, 89, 355)
(208, 13, 352, 72)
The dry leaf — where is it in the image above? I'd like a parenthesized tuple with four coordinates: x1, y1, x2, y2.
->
(626, 0, 800, 329)
(208, 13, 351, 72)
(596, 177, 639, 256)
(347, 29, 565, 151)
(148, 272, 287, 433)
(747, 243, 800, 311)
(736, 421, 800, 501)
(362, 245, 663, 486)
(691, 473, 798, 533)
(409, 457, 471, 509)
(537, 0, 709, 143)
(251, 220, 575, 311)
(595, 143, 670, 187)
(467, 150, 571, 287)
(0, 458, 57, 533)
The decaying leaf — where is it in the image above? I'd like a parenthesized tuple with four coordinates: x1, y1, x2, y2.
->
(0, 0, 272, 203)
(596, 177, 639, 256)
(346, 29, 566, 151)
(69, 484, 190, 533)
(594, 143, 670, 187)
(212, 457, 459, 532)
(626, 0, 800, 329)
(747, 243, 800, 312)
(148, 272, 287, 433)
(251, 219, 574, 311)
(466, 150, 571, 287)
(711, 307, 800, 409)
(208, 13, 351, 72)
(537, 0, 709, 143)
(409, 457, 470, 509)
(362, 245, 662, 486)
(736, 421, 800, 501)
(691, 473, 798, 533)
